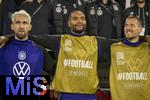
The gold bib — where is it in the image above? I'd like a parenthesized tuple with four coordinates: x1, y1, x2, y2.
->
(110, 42, 150, 100)
(52, 34, 99, 94)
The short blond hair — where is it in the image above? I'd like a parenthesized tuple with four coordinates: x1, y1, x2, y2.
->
(126, 14, 142, 27)
(11, 10, 31, 23)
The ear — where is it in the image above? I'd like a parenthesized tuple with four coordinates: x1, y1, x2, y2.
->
(11, 24, 14, 31)
(139, 27, 142, 33)
(28, 24, 32, 31)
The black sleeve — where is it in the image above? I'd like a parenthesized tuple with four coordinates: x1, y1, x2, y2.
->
(37, 44, 55, 83)
(5, 34, 14, 40)
(97, 37, 112, 88)
(5, 34, 61, 51)
(97, 37, 109, 63)
(29, 35, 61, 51)
(97, 36, 119, 62)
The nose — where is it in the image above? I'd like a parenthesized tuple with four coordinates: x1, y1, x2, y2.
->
(19, 23, 24, 28)
(77, 18, 83, 24)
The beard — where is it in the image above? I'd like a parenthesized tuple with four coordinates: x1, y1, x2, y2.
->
(15, 32, 28, 40)
(72, 26, 85, 34)
(73, 29, 84, 34)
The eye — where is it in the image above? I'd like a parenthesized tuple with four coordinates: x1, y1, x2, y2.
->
(81, 17, 85, 20)
(130, 24, 136, 27)
(72, 17, 78, 20)
(23, 21, 28, 25)
(125, 24, 128, 27)
(15, 21, 21, 24)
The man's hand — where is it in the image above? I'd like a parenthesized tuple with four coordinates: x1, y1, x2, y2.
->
(0, 36, 8, 48)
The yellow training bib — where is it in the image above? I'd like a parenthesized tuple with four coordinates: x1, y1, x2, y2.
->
(52, 34, 99, 94)
(110, 42, 150, 100)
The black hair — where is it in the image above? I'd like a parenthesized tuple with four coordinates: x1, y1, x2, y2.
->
(68, 9, 85, 21)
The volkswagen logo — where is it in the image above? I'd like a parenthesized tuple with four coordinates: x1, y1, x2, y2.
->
(13, 61, 31, 79)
